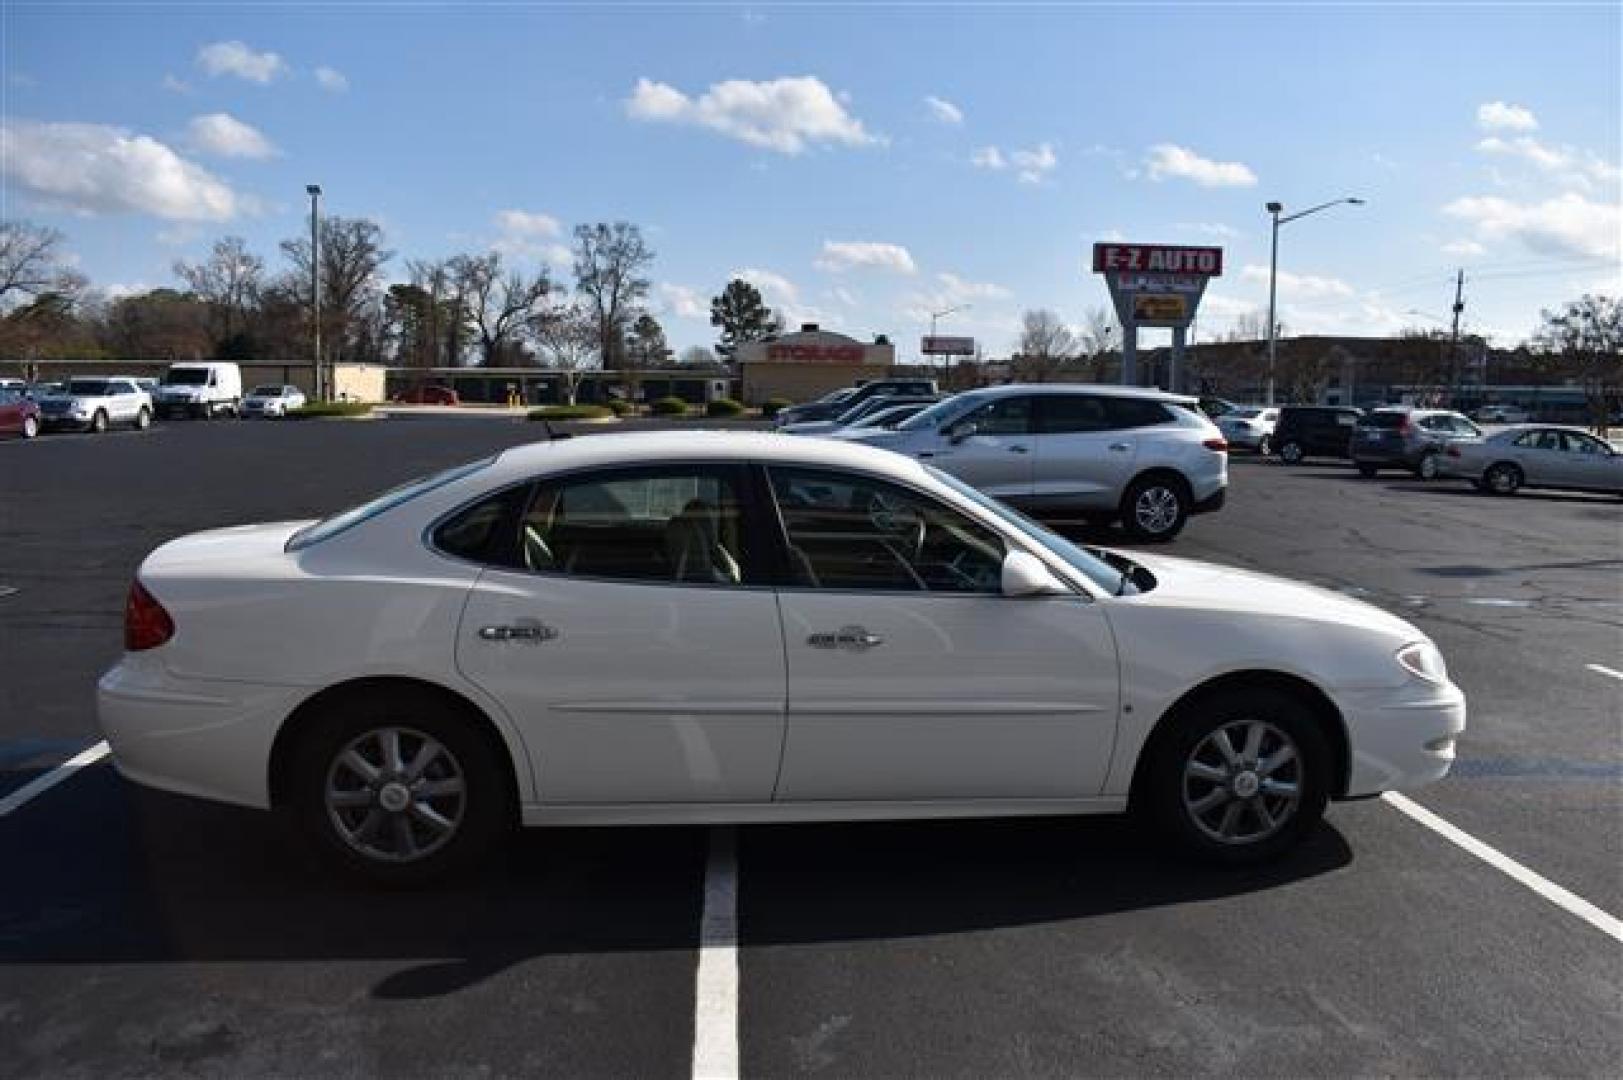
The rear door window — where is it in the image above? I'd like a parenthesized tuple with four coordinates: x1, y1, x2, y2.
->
(1037, 395, 1110, 434)
(1361, 411, 1408, 429)
(1103, 398, 1174, 430)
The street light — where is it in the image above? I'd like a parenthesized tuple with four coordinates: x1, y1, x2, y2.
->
(306, 184, 322, 401)
(929, 303, 971, 378)
(1264, 196, 1364, 406)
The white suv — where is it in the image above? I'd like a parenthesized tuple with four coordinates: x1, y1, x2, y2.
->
(37, 377, 153, 434)
(835, 384, 1229, 540)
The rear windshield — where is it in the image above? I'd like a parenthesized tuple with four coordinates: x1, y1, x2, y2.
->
(287, 457, 495, 552)
(164, 368, 210, 385)
(250, 385, 283, 396)
(1360, 411, 1408, 428)
(66, 379, 112, 396)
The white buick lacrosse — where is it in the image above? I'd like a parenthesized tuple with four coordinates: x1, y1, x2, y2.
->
(99, 431, 1464, 882)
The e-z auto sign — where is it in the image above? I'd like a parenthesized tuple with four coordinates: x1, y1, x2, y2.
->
(1091, 244, 1223, 276)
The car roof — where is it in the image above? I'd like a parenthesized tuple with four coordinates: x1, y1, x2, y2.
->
(486, 429, 936, 485)
(1493, 423, 1596, 435)
(967, 382, 1197, 404)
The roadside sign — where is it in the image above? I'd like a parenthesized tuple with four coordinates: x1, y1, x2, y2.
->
(1133, 294, 1188, 322)
(921, 335, 976, 356)
(1092, 244, 1223, 276)
(1092, 240, 1223, 387)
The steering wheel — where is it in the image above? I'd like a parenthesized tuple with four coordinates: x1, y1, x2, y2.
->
(866, 492, 927, 562)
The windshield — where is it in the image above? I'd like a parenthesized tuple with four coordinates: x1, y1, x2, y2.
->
(287, 457, 495, 552)
(898, 391, 985, 432)
(927, 467, 1126, 595)
(164, 368, 210, 386)
(66, 379, 111, 396)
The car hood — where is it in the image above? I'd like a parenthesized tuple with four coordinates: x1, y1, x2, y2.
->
(1122, 550, 1423, 642)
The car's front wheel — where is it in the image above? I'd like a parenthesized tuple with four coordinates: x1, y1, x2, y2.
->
(134, 407, 151, 431)
(1278, 440, 1304, 465)
(291, 691, 510, 884)
(90, 410, 108, 434)
(1147, 687, 1331, 865)
(1121, 475, 1190, 542)
(1415, 453, 1440, 480)
(1484, 462, 1523, 495)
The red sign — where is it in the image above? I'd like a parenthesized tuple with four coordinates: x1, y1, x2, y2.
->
(766, 343, 867, 364)
(1092, 243, 1223, 276)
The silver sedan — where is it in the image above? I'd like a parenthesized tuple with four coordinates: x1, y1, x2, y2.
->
(1439, 425, 1623, 495)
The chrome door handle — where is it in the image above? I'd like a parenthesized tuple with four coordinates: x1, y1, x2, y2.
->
(1008, 445, 1030, 454)
(479, 621, 559, 644)
(916, 451, 935, 459)
(807, 626, 884, 652)
(1108, 442, 1132, 452)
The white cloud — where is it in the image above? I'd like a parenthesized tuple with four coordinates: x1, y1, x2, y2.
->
(1240, 264, 1354, 298)
(625, 75, 879, 154)
(830, 285, 858, 307)
(1477, 101, 1538, 133)
(1177, 221, 1242, 238)
(1477, 135, 1569, 171)
(814, 240, 917, 275)
(935, 272, 1011, 303)
(1442, 239, 1487, 257)
(314, 66, 348, 93)
(733, 267, 822, 326)
(187, 113, 277, 159)
(100, 281, 156, 301)
(161, 73, 191, 94)
(196, 40, 288, 84)
(902, 271, 1013, 324)
(973, 142, 1057, 183)
(1443, 192, 1620, 260)
(1474, 135, 1620, 190)
(1145, 143, 1257, 187)
(924, 95, 963, 125)
(494, 209, 561, 238)
(658, 283, 708, 320)
(0, 120, 247, 221)
(971, 146, 1006, 170)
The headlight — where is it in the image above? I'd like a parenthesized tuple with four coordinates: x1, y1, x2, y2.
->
(1396, 641, 1448, 684)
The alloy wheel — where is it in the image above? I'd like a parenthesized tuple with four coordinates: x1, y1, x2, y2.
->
(324, 726, 467, 864)
(1181, 719, 1302, 845)
(1134, 486, 1181, 536)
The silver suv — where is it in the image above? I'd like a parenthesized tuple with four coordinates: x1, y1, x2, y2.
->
(37, 377, 153, 433)
(835, 384, 1229, 540)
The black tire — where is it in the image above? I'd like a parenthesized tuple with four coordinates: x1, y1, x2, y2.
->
(1278, 440, 1305, 465)
(289, 689, 511, 885)
(134, 407, 151, 431)
(1484, 462, 1522, 495)
(1146, 686, 1332, 866)
(1120, 474, 1190, 542)
(90, 410, 108, 434)
(1356, 463, 1378, 478)
(21, 414, 39, 439)
(1415, 453, 1439, 480)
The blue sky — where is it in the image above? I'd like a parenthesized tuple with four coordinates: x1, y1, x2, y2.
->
(4, 2, 1619, 359)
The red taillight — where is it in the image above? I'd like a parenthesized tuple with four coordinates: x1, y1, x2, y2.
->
(125, 580, 174, 651)
(1203, 437, 1229, 452)
(1397, 418, 1413, 434)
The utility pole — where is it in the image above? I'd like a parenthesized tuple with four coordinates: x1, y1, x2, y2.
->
(306, 185, 323, 401)
(1449, 269, 1465, 394)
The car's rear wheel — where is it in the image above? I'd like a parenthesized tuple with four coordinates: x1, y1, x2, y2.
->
(1356, 463, 1378, 478)
(1484, 462, 1523, 495)
(1278, 440, 1304, 465)
(21, 415, 38, 439)
(134, 407, 151, 431)
(1121, 475, 1189, 542)
(1148, 687, 1331, 865)
(291, 691, 510, 884)
(90, 410, 108, 434)
(1415, 453, 1440, 480)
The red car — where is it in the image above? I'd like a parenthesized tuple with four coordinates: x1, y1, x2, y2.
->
(392, 384, 460, 405)
(0, 388, 40, 439)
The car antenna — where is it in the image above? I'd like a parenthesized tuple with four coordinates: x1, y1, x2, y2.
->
(538, 417, 572, 442)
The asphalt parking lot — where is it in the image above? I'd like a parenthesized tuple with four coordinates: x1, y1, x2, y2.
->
(1, 417, 1619, 1079)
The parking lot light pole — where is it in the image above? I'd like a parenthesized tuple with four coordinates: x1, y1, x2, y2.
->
(929, 304, 970, 381)
(1264, 196, 1364, 406)
(306, 184, 322, 402)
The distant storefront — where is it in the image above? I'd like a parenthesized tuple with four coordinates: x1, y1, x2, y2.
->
(735, 325, 896, 404)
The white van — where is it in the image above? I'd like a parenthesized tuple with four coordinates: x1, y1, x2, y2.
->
(154, 362, 243, 419)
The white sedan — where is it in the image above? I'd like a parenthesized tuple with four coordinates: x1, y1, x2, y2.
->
(240, 384, 307, 418)
(99, 432, 1464, 882)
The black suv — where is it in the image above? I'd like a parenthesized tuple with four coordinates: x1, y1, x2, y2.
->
(774, 378, 939, 427)
(1272, 406, 1364, 463)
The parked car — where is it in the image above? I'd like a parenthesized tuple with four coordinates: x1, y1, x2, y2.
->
(241, 385, 308, 418)
(1271, 406, 1364, 464)
(36, 377, 152, 433)
(1439, 425, 1623, 496)
(1216, 406, 1279, 454)
(779, 394, 941, 435)
(838, 384, 1227, 541)
(393, 384, 460, 405)
(1471, 405, 1530, 424)
(0, 386, 41, 439)
(98, 430, 1464, 883)
(773, 379, 938, 428)
(154, 362, 242, 419)
(25, 381, 63, 400)
(1352, 407, 1482, 479)
(1198, 397, 1241, 419)
(0, 377, 27, 395)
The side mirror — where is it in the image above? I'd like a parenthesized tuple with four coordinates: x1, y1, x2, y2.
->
(948, 421, 977, 444)
(1001, 550, 1070, 598)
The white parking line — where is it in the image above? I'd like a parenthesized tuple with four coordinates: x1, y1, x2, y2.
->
(1585, 663, 1623, 682)
(692, 826, 740, 1080)
(0, 740, 110, 818)
(1382, 791, 1623, 944)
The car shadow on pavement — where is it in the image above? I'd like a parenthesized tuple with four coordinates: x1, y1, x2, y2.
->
(0, 768, 1351, 1001)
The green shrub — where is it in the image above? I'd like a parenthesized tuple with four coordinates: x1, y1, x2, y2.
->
(528, 404, 613, 421)
(287, 402, 374, 419)
(604, 399, 632, 417)
(761, 397, 794, 419)
(650, 396, 689, 416)
(705, 397, 745, 417)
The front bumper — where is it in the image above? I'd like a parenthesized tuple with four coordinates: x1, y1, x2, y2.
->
(97, 654, 304, 810)
(1335, 680, 1467, 797)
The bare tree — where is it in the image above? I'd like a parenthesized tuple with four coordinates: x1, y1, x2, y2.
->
(533, 299, 599, 403)
(449, 252, 552, 366)
(281, 216, 394, 363)
(0, 220, 86, 308)
(1534, 294, 1622, 432)
(1013, 308, 1076, 382)
(1075, 305, 1117, 381)
(572, 222, 654, 369)
(173, 236, 264, 341)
